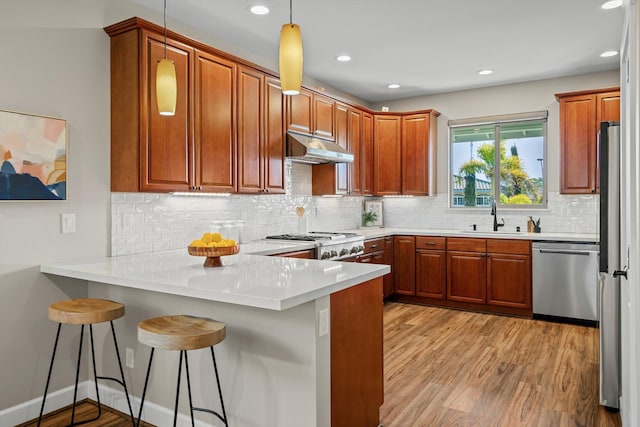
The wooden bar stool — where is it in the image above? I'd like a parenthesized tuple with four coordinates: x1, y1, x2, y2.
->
(136, 315, 228, 427)
(38, 298, 135, 426)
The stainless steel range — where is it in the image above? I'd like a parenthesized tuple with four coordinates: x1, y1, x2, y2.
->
(265, 231, 365, 261)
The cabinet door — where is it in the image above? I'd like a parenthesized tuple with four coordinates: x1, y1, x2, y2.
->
(194, 50, 237, 192)
(559, 95, 596, 194)
(447, 251, 486, 304)
(237, 66, 264, 193)
(595, 91, 620, 193)
(349, 108, 363, 195)
(402, 113, 430, 195)
(487, 253, 531, 309)
(362, 112, 374, 195)
(383, 237, 394, 297)
(286, 88, 313, 134)
(393, 236, 415, 295)
(143, 33, 193, 192)
(264, 77, 286, 194)
(335, 104, 349, 194)
(416, 250, 446, 299)
(373, 115, 402, 195)
(313, 94, 336, 140)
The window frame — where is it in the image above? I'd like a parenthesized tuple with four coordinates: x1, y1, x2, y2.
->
(448, 111, 548, 209)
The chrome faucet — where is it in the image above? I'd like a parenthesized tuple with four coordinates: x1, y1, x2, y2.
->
(491, 200, 505, 232)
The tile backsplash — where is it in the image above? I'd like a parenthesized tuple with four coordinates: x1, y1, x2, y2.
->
(111, 160, 598, 256)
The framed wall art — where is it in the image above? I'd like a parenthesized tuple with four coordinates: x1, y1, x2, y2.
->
(363, 200, 384, 227)
(0, 109, 67, 200)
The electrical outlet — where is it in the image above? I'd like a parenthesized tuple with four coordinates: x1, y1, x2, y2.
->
(61, 213, 76, 234)
(318, 309, 329, 337)
(126, 348, 134, 368)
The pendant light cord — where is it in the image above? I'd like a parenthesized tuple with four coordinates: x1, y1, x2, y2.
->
(289, 0, 293, 25)
(163, 0, 168, 59)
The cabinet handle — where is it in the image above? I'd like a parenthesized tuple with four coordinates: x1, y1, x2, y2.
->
(423, 242, 436, 245)
(265, 188, 269, 193)
(370, 244, 378, 249)
(197, 186, 202, 191)
(191, 186, 197, 191)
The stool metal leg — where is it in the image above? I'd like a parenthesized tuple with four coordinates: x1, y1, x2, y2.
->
(183, 351, 196, 427)
(210, 346, 228, 426)
(37, 323, 62, 426)
(174, 350, 185, 427)
(107, 320, 135, 425)
(70, 324, 85, 425)
(136, 347, 154, 427)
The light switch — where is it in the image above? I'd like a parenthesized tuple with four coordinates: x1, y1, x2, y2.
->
(61, 213, 76, 234)
(318, 309, 329, 337)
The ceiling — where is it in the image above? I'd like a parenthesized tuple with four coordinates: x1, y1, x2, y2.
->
(130, 0, 624, 103)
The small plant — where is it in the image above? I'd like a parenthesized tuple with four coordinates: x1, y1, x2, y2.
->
(362, 210, 378, 226)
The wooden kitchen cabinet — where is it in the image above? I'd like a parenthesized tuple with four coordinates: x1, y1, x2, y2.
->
(348, 108, 363, 194)
(109, 27, 194, 192)
(373, 110, 439, 196)
(402, 112, 438, 196)
(447, 238, 487, 305)
(275, 248, 315, 259)
(237, 67, 286, 194)
(556, 87, 620, 194)
(360, 237, 393, 299)
(286, 88, 335, 140)
(486, 239, 531, 309)
(374, 114, 403, 195)
(362, 112, 374, 195)
(393, 236, 416, 295)
(415, 236, 446, 299)
(382, 236, 394, 297)
(107, 20, 238, 193)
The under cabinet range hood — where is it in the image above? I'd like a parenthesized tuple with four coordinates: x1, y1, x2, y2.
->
(286, 131, 354, 164)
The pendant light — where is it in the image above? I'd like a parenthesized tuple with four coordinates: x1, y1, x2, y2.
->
(279, 0, 303, 95)
(156, 0, 177, 115)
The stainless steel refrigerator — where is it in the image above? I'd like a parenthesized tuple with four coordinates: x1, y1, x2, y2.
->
(598, 120, 621, 411)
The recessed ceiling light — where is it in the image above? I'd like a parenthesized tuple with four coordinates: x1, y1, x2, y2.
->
(387, 84, 400, 89)
(601, 0, 622, 9)
(249, 5, 270, 15)
(600, 50, 619, 57)
(478, 69, 494, 75)
(336, 55, 352, 62)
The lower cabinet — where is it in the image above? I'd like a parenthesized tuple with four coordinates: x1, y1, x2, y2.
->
(360, 237, 394, 299)
(331, 277, 383, 427)
(273, 249, 316, 259)
(391, 235, 532, 317)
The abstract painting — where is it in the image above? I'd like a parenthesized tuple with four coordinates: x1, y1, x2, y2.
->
(0, 110, 67, 200)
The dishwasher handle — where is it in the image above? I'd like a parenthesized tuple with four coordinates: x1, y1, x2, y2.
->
(537, 249, 595, 256)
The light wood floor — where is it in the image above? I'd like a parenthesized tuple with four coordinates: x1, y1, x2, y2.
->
(22, 303, 623, 427)
(380, 302, 622, 427)
(17, 399, 147, 427)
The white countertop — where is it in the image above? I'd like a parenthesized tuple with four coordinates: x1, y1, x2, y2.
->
(340, 227, 598, 243)
(41, 246, 389, 311)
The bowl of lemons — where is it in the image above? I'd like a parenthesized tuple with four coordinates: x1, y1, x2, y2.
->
(188, 232, 239, 267)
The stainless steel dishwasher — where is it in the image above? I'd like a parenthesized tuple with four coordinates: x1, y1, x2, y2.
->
(532, 241, 599, 324)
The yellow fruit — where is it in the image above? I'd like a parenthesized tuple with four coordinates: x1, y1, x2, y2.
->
(191, 240, 206, 247)
(211, 232, 223, 242)
(201, 233, 213, 244)
(207, 242, 216, 247)
(226, 239, 237, 246)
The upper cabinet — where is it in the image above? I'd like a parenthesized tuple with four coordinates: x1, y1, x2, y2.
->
(373, 114, 403, 195)
(556, 87, 620, 194)
(286, 88, 336, 140)
(237, 67, 286, 194)
(402, 112, 438, 196)
(105, 18, 286, 194)
(373, 111, 439, 196)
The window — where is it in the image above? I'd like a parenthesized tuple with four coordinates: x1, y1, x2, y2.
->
(449, 111, 547, 208)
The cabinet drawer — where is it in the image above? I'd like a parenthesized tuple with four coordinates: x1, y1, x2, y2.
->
(487, 239, 530, 255)
(416, 236, 445, 251)
(447, 237, 487, 253)
(364, 238, 385, 254)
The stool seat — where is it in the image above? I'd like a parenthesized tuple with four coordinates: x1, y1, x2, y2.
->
(138, 315, 226, 351)
(48, 298, 125, 325)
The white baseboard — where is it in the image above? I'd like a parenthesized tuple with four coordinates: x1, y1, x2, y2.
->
(1, 382, 217, 427)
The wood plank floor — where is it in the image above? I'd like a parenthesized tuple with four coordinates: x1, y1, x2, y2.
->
(22, 303, 622, 427)
(380, 302, 622, 427)
(17, 399, 149, 427)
